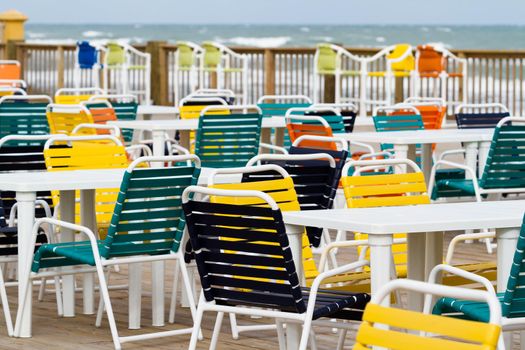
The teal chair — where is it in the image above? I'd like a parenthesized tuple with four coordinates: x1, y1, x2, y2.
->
(15, 155, 201, 350)
(0, 95, 52, 143)
(429, 117, 525, 201)
(430, 213, 525, 348)
(257, 94, 312, 118)
(195, 105, 263, 168)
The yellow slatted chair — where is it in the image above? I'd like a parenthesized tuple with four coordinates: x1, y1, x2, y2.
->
(54, 87, 105, 104)
(43, 135, 130, 238)
(46, 104, 96, 135)
(336, 158, 496, 291)
(354, 279, 501, 350)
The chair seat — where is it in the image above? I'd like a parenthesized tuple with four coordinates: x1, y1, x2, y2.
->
(304, 287, 370, 320)
(0, 226, 17, 235)
(435, 178, 476, 195)
(367, 71, 411, 78)
(433, 293, 505, 323)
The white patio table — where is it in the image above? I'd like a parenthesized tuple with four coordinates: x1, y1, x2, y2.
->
(0, 167, 239, 337)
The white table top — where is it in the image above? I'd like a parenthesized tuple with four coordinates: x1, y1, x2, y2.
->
(282, 200, 525, 234)
(340, 128, 494, 144)
(109, 117, 286, 131)
(137, 105, 179, 116)
(0, 167, 240, 192)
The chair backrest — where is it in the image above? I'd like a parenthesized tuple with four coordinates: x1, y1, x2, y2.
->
(183, 185, 307, 313)
(300, 107, 346, 134)
(77, 41, 99, 69)
(315, 43, 338, 73)
(354, 279, 501, 350)
(106, 42, 126, 66)
(55, 87, 105, 104)
(480, 117, 525, 191)
(89, 94, 138, 143)
(403, 97, 447, 130)
(285, 114, 336, 150)
(0, 95, 51, 141)
(374, 105, 424, 153)
(82, 100, 118, 135)
(176, 42, 198, 68)
(455, 103, 510, 129)
(179, 96, 229, 119)
(0, 135, 54, 221)
(43, 135, 128, 171)
(257, 95, 312, 118)
(100, 155, 201, 258)
(244, 153, 343, 248)
(0, 87, 26, 97)
(387, 44, 414, 72)
(195, 107, 262, 168)
(201, 42, 222, 69)
(310, 103, 358, 133)
(46, 103, 94, 135)
(0, 60, 21, 80)
(416, 45, 446, 74)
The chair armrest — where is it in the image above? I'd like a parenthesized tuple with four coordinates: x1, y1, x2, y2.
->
(126, 144, 152, 159)
(358, 151, 393, 161)
(424, 264, 497, 314)
(8, 200, 52, 227)
(445, 231, 495, 264)
(259, 143, 288, 154)
(438, 149, 466, 162)
(169, 143, 190, 156)
(349, 141, 374, 154)
(428, 160, 482, 201)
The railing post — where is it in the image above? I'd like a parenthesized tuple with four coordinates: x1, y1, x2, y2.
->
(394, 77, 404, 103)
(146, 40, 168, 105)
(323, 75, 336, 103)
(264, 49, 275, 96)
(57, 46, 65, 89)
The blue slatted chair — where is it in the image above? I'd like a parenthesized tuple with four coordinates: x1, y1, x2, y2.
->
(15, 155, 202, 350)
(77, 41, 99, 69)
(0, 95, 52, 142)
(431, 213, 525, 343)
(456, 103, 510, 129)
(429, 117, 525, 200)
(182, 185, 371, 350)
(195, 105, 263, 168)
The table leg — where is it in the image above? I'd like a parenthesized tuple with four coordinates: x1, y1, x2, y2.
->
(425, 232, 443, 278)
(80, 189, 96, 315)
(128, 263, 142, 329)
(283, 223, 305, 349)
(407, 234, 426, 311)
(393, 144, 409, 173)
(179, 130, 190, 151)
(59, 190, 76, 317)
(369, 234, 394, 305)
(464, 142, 478, 179)
(15, 191, 36, 338)
(478, 141, 491, 178)
(420, 144, 433, 183)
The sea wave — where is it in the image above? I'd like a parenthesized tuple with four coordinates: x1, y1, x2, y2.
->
(27, 32, 47, 39)
(221, 36, 291, 48)
(82, 30, 113, 38)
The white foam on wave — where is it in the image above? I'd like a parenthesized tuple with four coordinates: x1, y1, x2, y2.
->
(437, 27, 452, 33)
(375, 36, 386, 43)
(82, 30, 113, 38)
(300, 27, 310, 33)
(27, 32, 46, 39)
(313, 36, 334, 42)
(222, 36, 291, 48)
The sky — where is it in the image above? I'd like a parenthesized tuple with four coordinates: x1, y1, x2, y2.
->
(4, 0, 525, 25)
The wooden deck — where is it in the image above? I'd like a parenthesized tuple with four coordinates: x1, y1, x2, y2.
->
(0, 232, 510, 349)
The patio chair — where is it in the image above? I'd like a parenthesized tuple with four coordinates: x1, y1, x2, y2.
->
(173, 42, 203, 105)
(456, 103, 510, 129)
(354, 279, 501, 350)
(0, 60, 21, 80)
(412, 44, 468, 109)
(0, 86, 26, 97)
(74, 41, 104, 89)
(0, 95, 51, 140)
(194, 105, 263, 168)
(182, 185, 371, 350)
(257, 95, 312, 118)
(15, 155, 201, 350)
(54, 87, 105, 104)
(309, 102, 359, 133)
(402, 97, 447, 129)
(199, 42, 248, 104)
(103, 42, 151, 104)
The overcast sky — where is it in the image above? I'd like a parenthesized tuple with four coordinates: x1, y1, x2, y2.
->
(4, 0, 525, 25)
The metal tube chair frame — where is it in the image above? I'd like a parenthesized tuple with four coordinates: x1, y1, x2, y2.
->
(0, 79, 27, 89)
(354, 278, 502, 350)
(173, 42, 204, 106)
(14, 155, 202, 350)
(199, 42, 249, 104)
(103, 43, 151, 105)
(182, 185, 371, 350)
(0, 87, 26, 97)
(412, 44, 468, 109)
(188, 88, 236, 101)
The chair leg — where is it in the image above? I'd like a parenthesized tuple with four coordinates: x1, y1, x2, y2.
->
(520, 330, 525, 350)
(95, 270, 111, 327)
(276, 319, 286, 350)
(93, 262, 121, 350)
(336, 329, 347, 350)
(178, 257, 203, 340)
(210, 312, 224, 350)
(299, 317, 313, 350)
(188, 294, 205, 350)
(37, 278, 47, 301)
(168, 259, 180, 323)
(0, 267, 13, 336)
(229, 313, 240, 339)
(54, 276, 63, 317)
(309, 329, 318, 350)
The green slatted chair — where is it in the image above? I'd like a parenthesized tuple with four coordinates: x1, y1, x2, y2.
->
(429, 117, 525, 201)
(195, 105, 263, 168)
(430, 214, 525, 346)
(373, 104, 424, 153)
(0, 95, 52, 142)
(89, 94, 138, 144)
(15, 155, 201, 350)
(257, 95, 313, 118)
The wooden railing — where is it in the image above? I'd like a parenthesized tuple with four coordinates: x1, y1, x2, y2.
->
(5, 42, 525, 116)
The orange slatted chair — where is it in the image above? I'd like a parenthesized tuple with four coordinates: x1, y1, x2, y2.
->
(0, 60, 21, 80)
(285, 115, 338, 151)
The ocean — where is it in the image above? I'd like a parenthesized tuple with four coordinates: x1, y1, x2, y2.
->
(25, 24, 525, 49)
